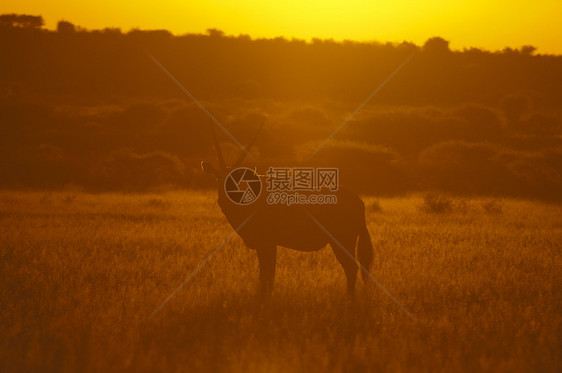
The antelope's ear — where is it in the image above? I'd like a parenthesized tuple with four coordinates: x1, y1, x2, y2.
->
(201, 161, 219, 177)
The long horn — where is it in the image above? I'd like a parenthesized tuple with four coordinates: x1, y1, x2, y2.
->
(209, 124, 226, 170)
(232, 119, 265, 168)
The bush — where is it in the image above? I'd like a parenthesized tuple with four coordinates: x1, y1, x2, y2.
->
(482, 199, 503, 214)
(421, 193, 453, 213)
(145, 198, 171, 209)
(99, 149, 185, 191)
(367, 200, 383, 213)
(62, 194, 77, 205)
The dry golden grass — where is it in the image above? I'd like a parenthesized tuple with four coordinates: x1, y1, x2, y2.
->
(0, 191, 560, 372)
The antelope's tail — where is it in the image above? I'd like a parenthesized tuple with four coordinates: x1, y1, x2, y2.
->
(357, 215, 374, 281)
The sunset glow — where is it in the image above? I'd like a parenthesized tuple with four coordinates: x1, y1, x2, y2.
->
(2, 0, 561, 53)
(2, 0, 562, 371)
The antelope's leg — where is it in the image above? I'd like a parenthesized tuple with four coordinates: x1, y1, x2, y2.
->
(256, 245, 277, 297)
(329, 237, 358, 296)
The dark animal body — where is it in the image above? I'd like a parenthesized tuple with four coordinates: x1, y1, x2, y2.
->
(202, 123, 374, 297)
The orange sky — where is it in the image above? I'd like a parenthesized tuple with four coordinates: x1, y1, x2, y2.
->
(2, 0, 562, 54)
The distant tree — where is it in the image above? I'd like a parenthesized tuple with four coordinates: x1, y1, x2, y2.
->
(423, 36, 451, 54)
(126, 28, 172, 39)
(237, 33, 252, 42)
(206, 28, 225, 38)
(102, 27, 122, 34)
(502, 47, 517, 55)
(57, 20, 76, 33)
(500, 94, 532, 127)
(398, 41, 418, 52)
(520, 45, 537, 56)
(464, 47, 485, 55)
(0, 14, 44, 29)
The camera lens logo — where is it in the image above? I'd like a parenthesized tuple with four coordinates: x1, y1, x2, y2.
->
(224, 167, 262, 205)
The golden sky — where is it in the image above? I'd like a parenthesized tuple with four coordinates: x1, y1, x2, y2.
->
(2, 0, 562, 54)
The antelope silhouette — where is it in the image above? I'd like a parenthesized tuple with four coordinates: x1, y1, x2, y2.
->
(201, 123, 374, 297)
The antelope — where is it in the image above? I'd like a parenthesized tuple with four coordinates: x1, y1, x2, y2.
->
(201, 124, 374, 298)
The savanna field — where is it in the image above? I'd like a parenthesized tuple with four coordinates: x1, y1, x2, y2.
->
(0, 190, 560, 372)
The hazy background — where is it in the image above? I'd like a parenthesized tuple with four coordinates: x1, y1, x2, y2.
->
(1, 12, 561, 373)
(1, 14, 561, 199)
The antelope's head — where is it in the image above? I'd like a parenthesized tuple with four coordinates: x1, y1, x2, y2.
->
(201, 120, 264, 204)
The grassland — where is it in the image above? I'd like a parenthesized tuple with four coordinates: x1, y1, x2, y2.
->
(0, 191, 560, 372)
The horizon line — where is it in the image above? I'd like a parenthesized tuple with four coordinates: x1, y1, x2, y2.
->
(1, 12, 559, 56)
